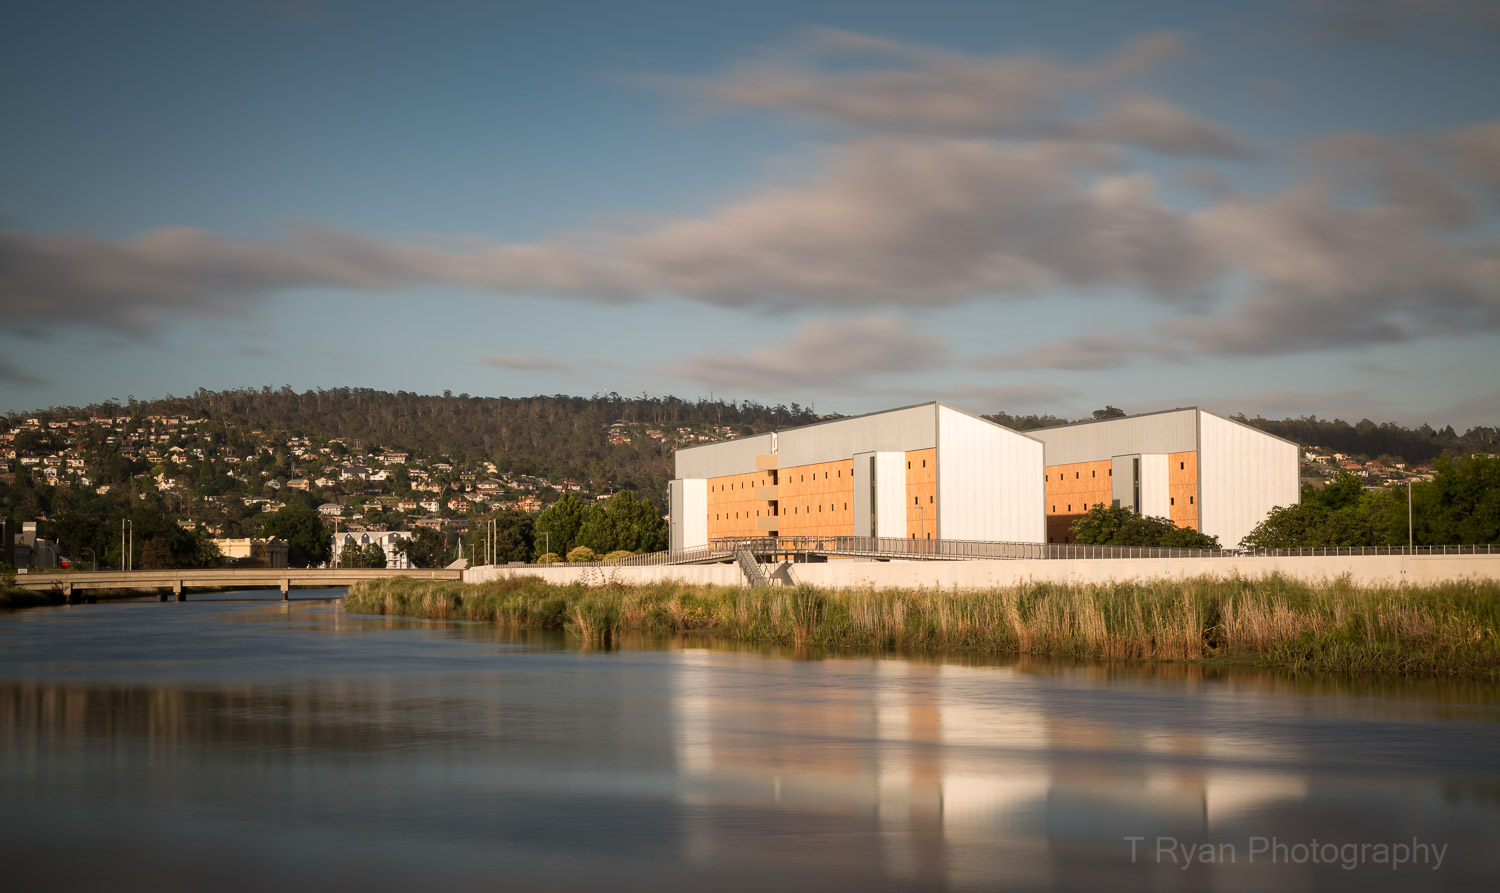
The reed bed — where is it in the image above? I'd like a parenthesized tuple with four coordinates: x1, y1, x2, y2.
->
(342, 574, 1500, 677)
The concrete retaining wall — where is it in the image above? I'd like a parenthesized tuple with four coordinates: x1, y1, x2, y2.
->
(464, 554, 1500, 589)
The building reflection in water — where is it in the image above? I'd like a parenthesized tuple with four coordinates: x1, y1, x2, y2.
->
(3, 608, 1499, 891)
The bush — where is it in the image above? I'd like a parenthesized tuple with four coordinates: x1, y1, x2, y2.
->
(567, 546, 598, 563)
(536, 552, 562, 564)
(602, 550, 635, 563)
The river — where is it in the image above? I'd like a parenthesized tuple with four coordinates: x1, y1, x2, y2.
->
(2, 591, 1498, 891)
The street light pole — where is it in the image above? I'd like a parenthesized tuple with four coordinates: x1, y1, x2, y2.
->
(81, 548, 95, 571)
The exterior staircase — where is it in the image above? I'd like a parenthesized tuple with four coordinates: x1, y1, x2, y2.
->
(734, 545, 769, 588)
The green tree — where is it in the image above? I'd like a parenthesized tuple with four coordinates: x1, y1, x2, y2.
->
(363, 541, 388, 569)
(1070, 503, 1220, 549)
(534, 493, 594, 559)
(575, 490, 667, 554)
(1414, 454, 1500, 545)
(260, 505, 331, 567)
(396, 528, 449, 568)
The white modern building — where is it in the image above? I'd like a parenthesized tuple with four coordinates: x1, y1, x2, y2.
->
(1028, 408, 1300, 548)
(669, 403, 1045, 549)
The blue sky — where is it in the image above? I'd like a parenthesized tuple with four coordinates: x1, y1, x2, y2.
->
(3, 0, 1498, 429)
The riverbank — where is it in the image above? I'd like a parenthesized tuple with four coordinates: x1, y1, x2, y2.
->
(345, 575, 1500, 678)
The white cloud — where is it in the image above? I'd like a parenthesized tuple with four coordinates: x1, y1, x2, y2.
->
(657, 316, 948, 391)
(479, 354, 571, 373)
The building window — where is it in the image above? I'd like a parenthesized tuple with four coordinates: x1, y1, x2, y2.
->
(1052, 505, 1056, 512)
(1109, 469, 1112, 476)
(929, 495, 934, 503)
(1170, 497, 1175, 506)
(1045, 474, 1049, 481)
(907, 461, 911, 469)
(914, 496, 919, 504)
(1075, 472, 1080, 479)
(1190, 496, 1195, 504)
(922, 459, 926, 467)
(1068, 504, 1072, 512)
(844, 503, 848, 510)
(1180, 461, 1185, 470)
(1091, 470, 1095, 477)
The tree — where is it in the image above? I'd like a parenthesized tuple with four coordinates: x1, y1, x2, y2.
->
(534, 493, 593, 559)
(1070, 503, 1220, 549)
(575, 490, 668, 554)
(396, 527, 449, 568)
(363, 541, 387, 569)
(1092, 406, 1127, 420)
(260, 504, 331, 567)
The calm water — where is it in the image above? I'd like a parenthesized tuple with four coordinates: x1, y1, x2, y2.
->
(2, 592, 1499, 892)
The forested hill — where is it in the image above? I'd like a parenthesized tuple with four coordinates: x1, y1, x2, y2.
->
(9, 388, 1495, 473)
(7, 388, 822, 492)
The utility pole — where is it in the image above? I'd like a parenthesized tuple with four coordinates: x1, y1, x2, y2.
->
(1408, 480, 1414, 553)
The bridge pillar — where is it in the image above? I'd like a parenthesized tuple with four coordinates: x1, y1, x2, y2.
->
(281, 579, 290, 600)
(174, 580, 185, 602)
(62, 582, 76, 605)
(158, 591, 168, 602)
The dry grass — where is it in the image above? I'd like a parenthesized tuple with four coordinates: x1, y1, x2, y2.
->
(342, 573, 1500, 678)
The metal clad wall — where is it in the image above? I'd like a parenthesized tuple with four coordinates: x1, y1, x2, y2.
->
(674, 433, 776, 480)
(936, 407, 1045, 543)
(1032, 410, 1198, 466)
(669, 480, 683, 550)
(778, 405, 937, 468)
(1140, 454, 1170, 519)
(1197, 411, 1299, 548)
(1112, 456, 1135, 508)
(681, 478, 707, 548)
(852, 451, 875, 536)
(875, 452, 907, 538)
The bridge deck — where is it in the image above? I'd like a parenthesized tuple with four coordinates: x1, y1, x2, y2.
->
(13, 568, 462, 594)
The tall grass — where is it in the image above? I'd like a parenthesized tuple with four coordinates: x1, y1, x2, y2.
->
(342, 574, 1500, 678)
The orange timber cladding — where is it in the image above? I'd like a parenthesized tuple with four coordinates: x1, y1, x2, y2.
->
(704, 448, 938, 541)
(1042, 450, 1199, 544)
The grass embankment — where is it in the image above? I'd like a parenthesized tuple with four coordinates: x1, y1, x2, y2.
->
(0, 586, 58, 609)
(343, 575, 1500, 678)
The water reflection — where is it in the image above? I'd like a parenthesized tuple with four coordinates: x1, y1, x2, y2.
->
(1, 598, 1498, 891)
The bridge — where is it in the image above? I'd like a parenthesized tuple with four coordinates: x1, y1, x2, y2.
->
(11, 568, 463, 603)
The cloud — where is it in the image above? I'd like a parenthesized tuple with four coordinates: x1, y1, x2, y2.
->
(657, 316, 947, 391)
(0, 137, 1223, 326)
(0, 357, 48, 387)
(1170, 182, 1500, 356)
(1299, 0, 1500, 43)
(971, 334, 1183, 371)
(479, 354, 571, 373)
(658, 29, 1247, 157)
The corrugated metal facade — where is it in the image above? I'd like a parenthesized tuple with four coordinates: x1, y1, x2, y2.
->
(777, 404, 936, 467)
(936, 406, 1045, 543)
(679, 478, 707, 549)
(1028, 409, 1198, 465)
(675, 433, 775, 480)
(1198, 411, 1299, 548)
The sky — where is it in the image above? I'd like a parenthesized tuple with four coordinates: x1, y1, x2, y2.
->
(3, 0, 1498, 429)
